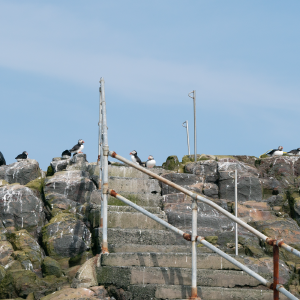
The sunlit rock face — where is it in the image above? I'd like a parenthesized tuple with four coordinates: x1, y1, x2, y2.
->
(44, 170, 96, 204)
(0, 159, 41, 185)
(0, 184, 45, 238)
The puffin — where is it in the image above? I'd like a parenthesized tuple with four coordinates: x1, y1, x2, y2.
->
(70, 139, 84, 156)
(287, 148, 300, 156)
(15, 151, 28, 161)
(61, 150, 72, 159)
(130, 150, 143, 166)
(267, 146, 284, 157)
(0, 151, 6, 166)
(146, 155, 156, 168)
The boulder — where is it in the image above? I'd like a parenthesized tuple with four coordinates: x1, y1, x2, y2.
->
(0, 185, 45, 238)
(160, 173, 202, 195)
(185, 160, 218, 183)
(42, 257, 62, 278)
(0, 159, 41, 185)
(44, 171, 96, 204)
(39, 287, 98, 300)
(0, 241, 14, 267)
(42, 213, 91, 266)
(0, 265, 5, 283)
(7, 230, 44, 271)
(0, 269, 68, 299)
(50, 154, 89, 174)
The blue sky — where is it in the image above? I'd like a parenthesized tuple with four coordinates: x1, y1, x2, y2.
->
(1, 1, 300, 170)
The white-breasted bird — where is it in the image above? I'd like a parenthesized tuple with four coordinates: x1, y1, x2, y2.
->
(267, 146, 284, 157)
(61, 150, 72, 159)
(70, 139, 84, 156)
(130, 150, 143, 165)
(146, 155, 156, 168)
(287, 148, 300, 156)
(15, 151, 28, 161)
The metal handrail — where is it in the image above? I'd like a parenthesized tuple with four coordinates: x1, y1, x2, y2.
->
(107, 188, 298, 300)
(98, 78, 299, 300)
(108, 151, 299, 300)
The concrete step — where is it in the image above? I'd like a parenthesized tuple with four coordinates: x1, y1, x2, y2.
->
(89, 209, 166, 229)
(106, 244, 213, 254)
(108, 165, 168, 179)
(101, 252, 242, 270)
(107, 205, 162, 214)
(109, 176, 161, 194)
(94, 228, 190, 250)
(126, 284, 285, 300)
(97, 266, 263, 288)
(108, 193, 162, 207)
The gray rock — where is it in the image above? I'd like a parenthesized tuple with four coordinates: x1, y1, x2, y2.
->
(44, 170, 96, 204)
(0, 185, 45, 237)
(160, 173, 203, 195)
(42, 213, 91, 261)
(185, 160, 218, 183)
(0, 159, 41, 185)
(203, 183, 219, 198)
(0, 241, 14, 267)
(42, 256, 62, 277)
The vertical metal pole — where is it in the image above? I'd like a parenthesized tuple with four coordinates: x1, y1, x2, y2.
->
(191, 199, 200, 299)
(193, 91, 196, 163)
(99, 81, 103, 230)
(188, 91, 197, 162)
(100, 77, 109, 254)
(182, 121, 191, 156)
(273, 244, 279, 300)
(235, 169, 238, 256)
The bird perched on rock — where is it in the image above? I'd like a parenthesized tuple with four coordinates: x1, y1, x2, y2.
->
(0, 151, 6, 166)
(287, 148, 300, 156)
(70, 139, 84, 156)
(15, 151, 28, 161)
(146, 155, 156, 168)
(61, 150, 72, 159)
(130, 150, 143, 165)
(267, 146, 283, 157)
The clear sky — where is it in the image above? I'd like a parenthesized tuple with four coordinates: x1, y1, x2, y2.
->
(1, 1, 299, 170)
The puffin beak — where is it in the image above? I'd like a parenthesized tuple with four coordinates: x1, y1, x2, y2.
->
(130, 152, 132, 155)
(148, 156, 150, 159)
(82, 141, 85, 143)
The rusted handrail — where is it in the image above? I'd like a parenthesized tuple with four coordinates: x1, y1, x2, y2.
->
(109, 150, 300, 300)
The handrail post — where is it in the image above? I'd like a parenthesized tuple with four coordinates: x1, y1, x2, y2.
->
(191, 198, 200, 299)
(100, 77, 109, 254)
(98, 81, 103, 230)
(273, 243, 280, 300)
(235, 169, 238, 255)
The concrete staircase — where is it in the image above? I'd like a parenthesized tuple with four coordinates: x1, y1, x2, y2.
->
(95, 165, 282, 300)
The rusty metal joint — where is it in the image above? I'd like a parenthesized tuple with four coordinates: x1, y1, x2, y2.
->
(111, 151, 117, 158)
(183, 233, 192, 241)
(109, 189, 118, 198)
(277, 240, 284, 247)
(266, 238, 277, 246)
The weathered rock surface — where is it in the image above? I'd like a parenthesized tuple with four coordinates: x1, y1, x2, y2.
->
(0, 185, 45, 237)
(42, 256, 62, 278)
(7, 230, 44, 271)
(0, 241, 14, 267)
(0, 159, 41, 185)
(44, 170, 96, 204)
(42, 213, 91, 266)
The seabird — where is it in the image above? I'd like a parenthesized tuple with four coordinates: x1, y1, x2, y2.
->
(130, 150, 143, 166)
(69, 139, 84, 156)
(15, 151, 28, 161)
(267, 146, 284, 157)
(61, 150, 72, 159)
(146, 155, 156, 168)
(287, 148, 300, 156)
(0, 151, 6, 166)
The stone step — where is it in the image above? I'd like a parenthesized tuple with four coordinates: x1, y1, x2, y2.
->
(126, 284, 284, 300)
(108, 205, 162, 214)
(108, 177, 161, 195)
(89, 210, 166, 229)
(106, 244, 213, 254)
(108, 194, 162, 207)
(101, 252, 242, 270)
(97, 266, 263, 288)
(94, 228, 190, 253)
(108, 165, 168, 179)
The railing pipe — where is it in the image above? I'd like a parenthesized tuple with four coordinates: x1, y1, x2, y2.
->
(273, 244, 280, 300)
(109, 151, 300, 259)
(235, 169, 238, 255)
(108, 187, 298, 300)
(191, 199, 200, 299)
(100, 77, 109, 254)
(98, 81, 103, 228)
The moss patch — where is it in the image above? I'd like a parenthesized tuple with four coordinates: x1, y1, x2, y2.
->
(46, 165, 54, 177)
